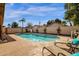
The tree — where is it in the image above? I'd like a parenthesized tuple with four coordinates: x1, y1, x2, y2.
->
(61, 21, 67, 26)
(64, 3, 74, 26)
(57, 26, 61, 35)
(19, 18, 26, 33)
(11, 22, 18, 28)
(27, 22, 33, 29)
(43, 24, 46, 26)
(64, 3, 79, 26)
(7, 24, 11, 28)
(54, 18, 61, 24)
(44, 27, 47, 34)
(36, 28, 39, 33)
(47, 20, 54, 26)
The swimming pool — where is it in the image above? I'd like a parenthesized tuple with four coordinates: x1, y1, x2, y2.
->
(16, 33, 59, 42)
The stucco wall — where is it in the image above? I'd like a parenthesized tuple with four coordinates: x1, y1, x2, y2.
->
(32, 25, 79, 35)
(2, 26, 79, 35)
(3, 28, 26, 34)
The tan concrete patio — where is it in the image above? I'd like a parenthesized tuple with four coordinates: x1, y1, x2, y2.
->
(0, 34, 70, 56)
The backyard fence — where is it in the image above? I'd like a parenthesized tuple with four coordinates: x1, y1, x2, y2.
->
(2, 27, 26, 34)
(2, 26, 79, 35)
(32, 26, 79, 35)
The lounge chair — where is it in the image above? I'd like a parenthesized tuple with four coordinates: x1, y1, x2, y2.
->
(42, 45, 79, 56)
(42, 44, 70, 56)
(54, 38, 79, 53)
(57, 52, 79, 56)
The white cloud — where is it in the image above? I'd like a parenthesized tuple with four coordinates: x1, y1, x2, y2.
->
(26, 6, 57, 12)
(10, 3, 14, 6)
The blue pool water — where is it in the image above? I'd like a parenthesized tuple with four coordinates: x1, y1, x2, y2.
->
(16, 33, 59, 42)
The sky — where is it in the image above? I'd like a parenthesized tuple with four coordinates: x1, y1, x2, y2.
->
(3, 3, 65, 27)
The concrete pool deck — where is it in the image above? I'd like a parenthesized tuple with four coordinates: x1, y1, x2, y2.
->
(0, 34, 71, 56)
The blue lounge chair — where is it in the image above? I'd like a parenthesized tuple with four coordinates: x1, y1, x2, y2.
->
(71, 52, 79, 56)
(54, 38, 79, 53)
(58, 52, 79, 56)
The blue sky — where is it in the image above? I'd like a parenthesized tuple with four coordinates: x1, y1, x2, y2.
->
(4, 3, 65, 27)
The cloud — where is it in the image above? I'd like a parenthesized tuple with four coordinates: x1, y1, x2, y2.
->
(26, 6, 57, 12)
(10, 3, 14, 6)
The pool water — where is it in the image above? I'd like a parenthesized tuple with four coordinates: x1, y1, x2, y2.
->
(16, 33, 59, 42)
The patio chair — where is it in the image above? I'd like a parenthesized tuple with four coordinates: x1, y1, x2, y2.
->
(54, 38, 79, 53)
(42, 45, 79, 56)
(42, 44, 70, 56)
(57, 52, 79, 56)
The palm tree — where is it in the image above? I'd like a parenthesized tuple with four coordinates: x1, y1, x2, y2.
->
(19, 18, 26, 33)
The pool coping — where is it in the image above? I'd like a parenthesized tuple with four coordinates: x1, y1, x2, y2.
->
(9, 33, 70, 43)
